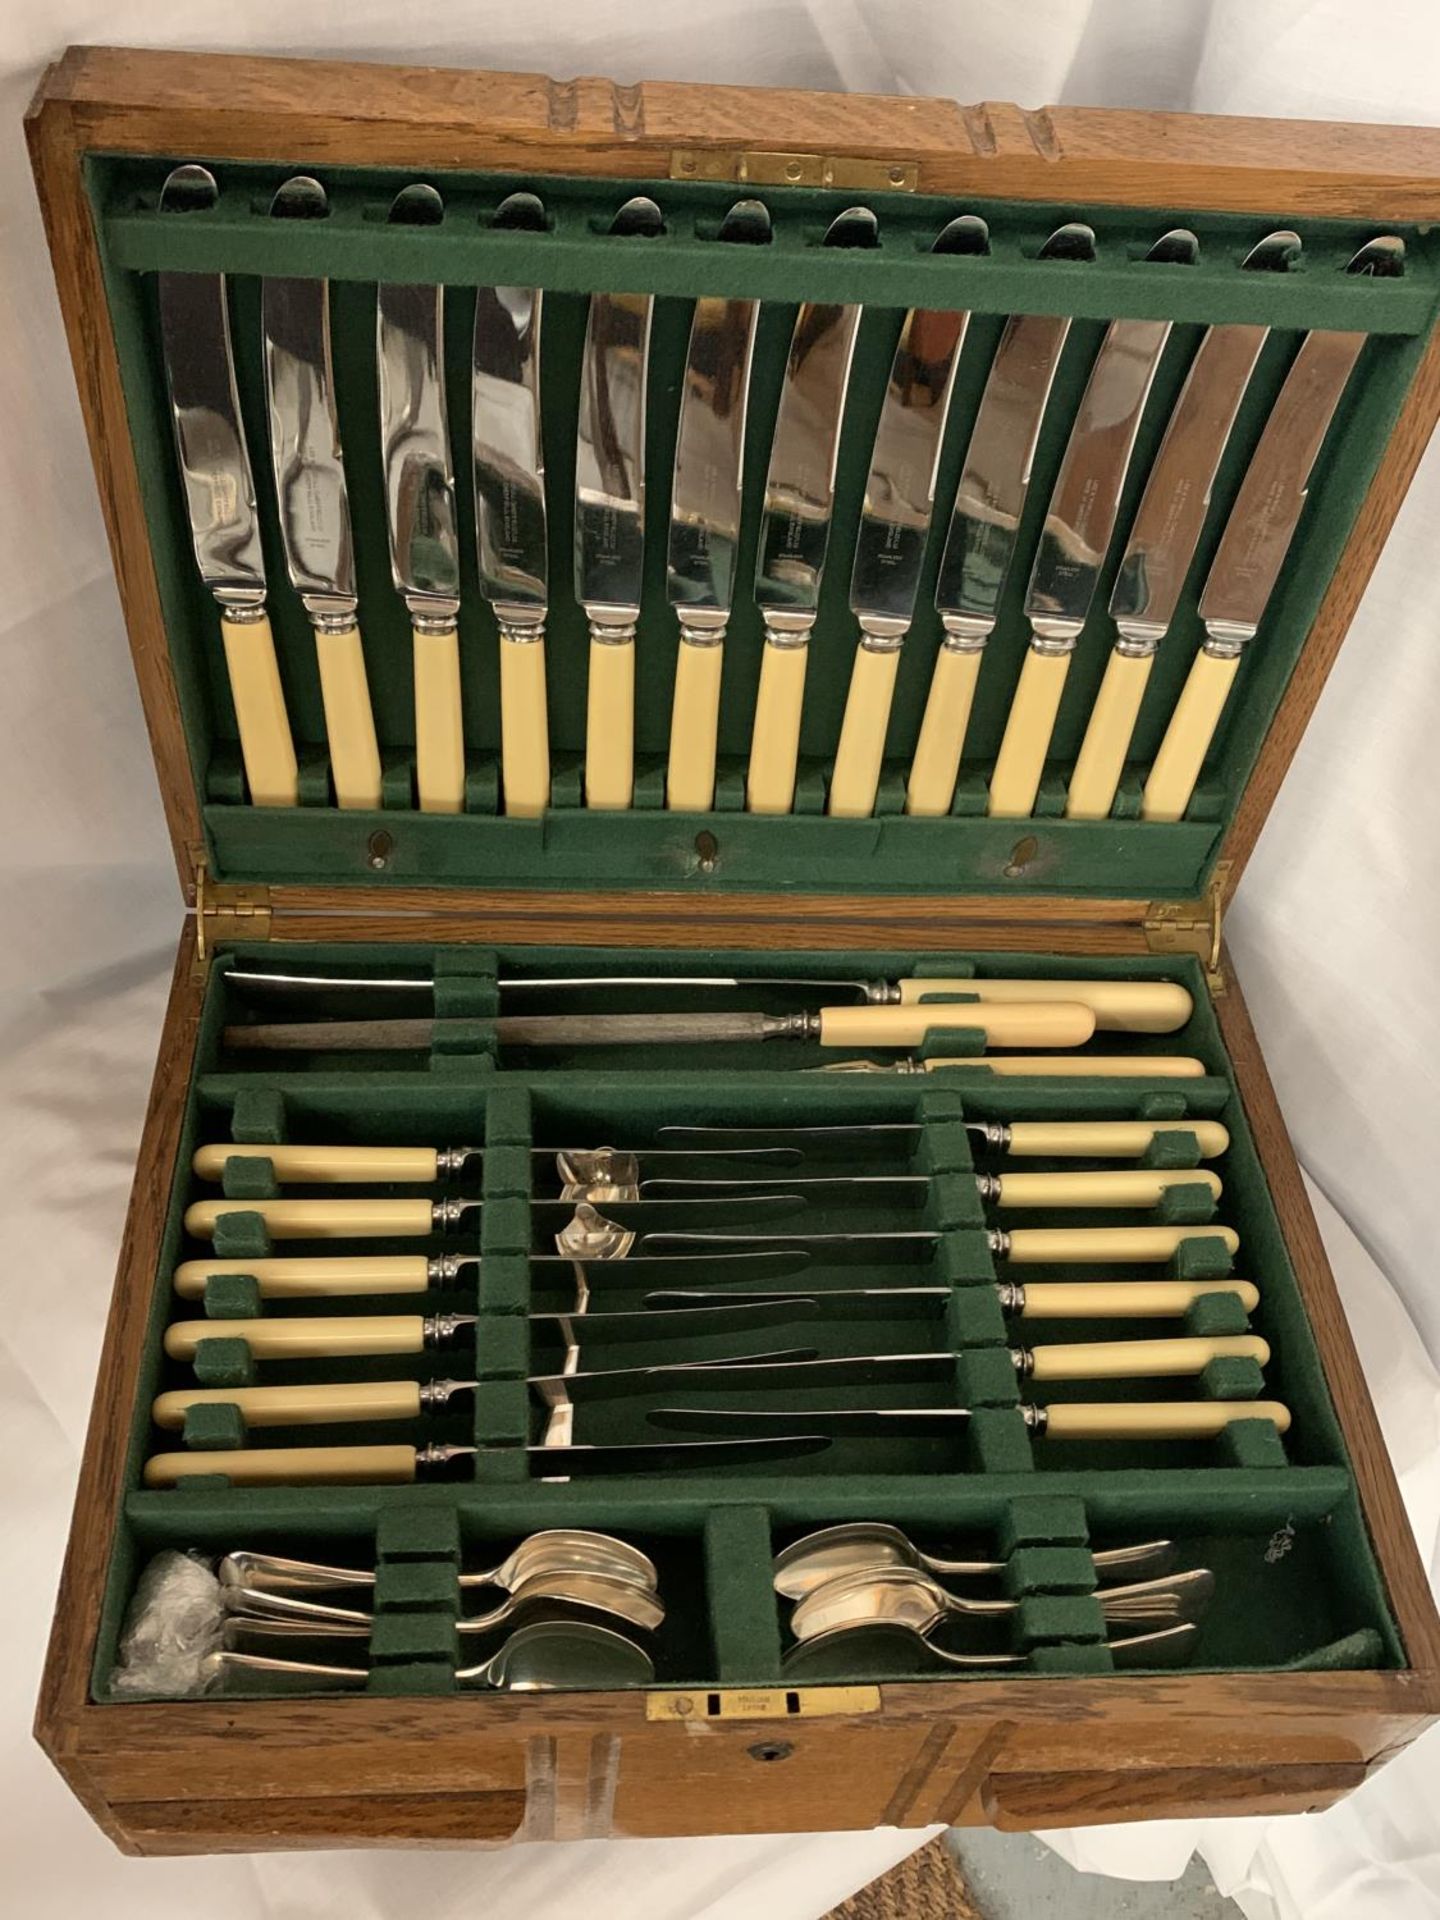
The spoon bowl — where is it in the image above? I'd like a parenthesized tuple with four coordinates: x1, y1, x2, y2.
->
(461, 1567, 665, 1636)
(773, 1522, 1176, 1599)
(459, 1620, 655, 1689)
(791, 1565, 1212, 1642)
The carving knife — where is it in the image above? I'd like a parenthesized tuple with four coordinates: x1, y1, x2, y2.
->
(747, 206, 877, 814)
(221, 1000, 1098, 1052)
(666, 200, 770, 811)
(649, 1400, 1289, 1441)
(378, 184, 465, 811)
(262, 176, 382, 810)
(156, 165, 298, 806)
(220, 966, 1190, 1030)
(473, 192, 551, 817)
(831, 216, 988, 817)
(990, 229, 1199, 818)
(907, 222, 1094, 816)
(143, 1434, 831, 1487)
(1142, 234, 1404, 821)
(1067, 231, 1301, 818)
(576, 196, 664, 809)
(153, 1334, 1268, 1428)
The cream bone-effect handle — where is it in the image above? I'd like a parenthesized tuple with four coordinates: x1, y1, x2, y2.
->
(906, 633, 985, 817)
(585, 613, 636, 810)
(817, 1002, 1095, 1050)
(145, 1445, 420, 1487)
(153, 1380, 429, 1429)
(173, 1255, 436, 1298)
(165, 1316, 436, 1360)
(184, 1198, 440, 1241)
(920, 1055, 1206, 1078)
(747, 616, 812, 815)
(996, 1225, 1239, 1264)
(1037, 1400, 1291, 1441)
(1004, 1119, 1227, 1157)
(988, 645, 1072, 818)
(1013, 1279, 1259, 1318)
(193, 1144, 444, 1184)
(496, 609, 550, 819)
(1021, 1334, 1267, 1381)
(1065, 644, 1154, 820)
(829, 639, 902, 818)
(311, 617, 383, 810)
(891, 978, 1192, 1033)
(667, 614, 728, 813)
(1142, 643, 1243, 822)
(988, 1169, 1221, 1209)
(219, 609, 300, 807)
(411, 614, 466, 813)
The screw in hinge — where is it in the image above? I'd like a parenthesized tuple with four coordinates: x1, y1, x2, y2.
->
(694, 830, 719, 874)
(367, 830, 394, 872)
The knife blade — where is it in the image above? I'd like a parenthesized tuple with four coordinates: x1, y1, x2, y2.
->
(262, 176, 382, 811)
(378, 183, 465, 813)
(666, 199, 771, 812)
(157, 164, 298, 807)
(576, 195, 664, 810)
(473, 191, 551, 818)
(829, 215, 988, 818)
(1067, 231, 1301, 819)
(989, 228, 1199, 818)
(746, 206, 878, 814)
(905, 222, 1094, 817)
(1142, 233, 1404, 821)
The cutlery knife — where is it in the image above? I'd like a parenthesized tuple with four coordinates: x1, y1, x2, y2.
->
(666, 200, 770, 811)
(990, 228, 1199, 818)
(649, 1400, 1289, 1440)
(144, 1434, 832, 1487)
(576, 196, 664, 809)
(907, 222, 1094, 816)
(378, 183, 465, 812)
(262, 176, 382, 810)
(1142, 234, 1404, 821)
(659, 1117, 1226, 1157)
(747, 206, 877, 814)
(473, 191, 551, 817)
(156, 164, 298, 806)
(1067, 231, 1300, 818)
(171, 1248, 816, 1300)
(830, 216, 987, 818)
(220, 966, 1190, 1030)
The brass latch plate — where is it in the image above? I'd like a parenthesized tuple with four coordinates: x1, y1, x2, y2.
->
(646, 1684, 881, 1722)
(671, 149, 918, 192)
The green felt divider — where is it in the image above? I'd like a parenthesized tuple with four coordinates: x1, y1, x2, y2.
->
(87, 158, 1440, 899)
(706, 1507, 783, 1685)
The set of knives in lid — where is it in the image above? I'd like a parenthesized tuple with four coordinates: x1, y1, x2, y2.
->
(157, 162, 1402, 823)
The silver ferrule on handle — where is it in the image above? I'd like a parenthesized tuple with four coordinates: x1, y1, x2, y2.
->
(217, 594, 268, 624)
(418, 1377, 472, 1411)
(421, 1314, 479, 1347)
(855, 614, 909, 655)
(677, 615, 729, 648)
(989, 1229, 1011, 1257)
(431, 1199, 480, 1228)
(495, 607, 547, 646)
(587, 608, 638, 646)
(1026, 618, 1082, 657)
(434, 1148, 483, 1174)
(997, 1281, 1026, 1313)
(1112, 616, 1164, 660)
(426, 1254, 480, 1283)
(415, 1442, 474, 1472)
(301, 596, 360, 636)
(1200, 617, 1254, 661)
(939, 611, 991, 655)
(759, 611, 813, 651)
(409, 600, 460, 636)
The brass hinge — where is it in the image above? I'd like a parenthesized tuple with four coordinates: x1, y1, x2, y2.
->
(1144, 862, 1231, 994)
(193, 862, 272, 971)
(646, 1684, 881, 1723)
(671, 149, 919, 192)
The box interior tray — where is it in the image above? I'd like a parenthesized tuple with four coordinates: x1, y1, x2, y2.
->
(95, 944, 1401, 1700)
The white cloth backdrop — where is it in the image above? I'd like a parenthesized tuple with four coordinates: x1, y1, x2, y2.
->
(4, 3, 1440, 1916)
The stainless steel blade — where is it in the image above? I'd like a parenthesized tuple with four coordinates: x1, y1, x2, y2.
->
(849, 216, 986, 640)
(261, 177, 355, 622)
(1025, 230, 1198, 642)
(473, 192, 548, 633)
(753, 207, 877, 631)
(932, 222, 1094, 641)
(223, 966, 877, 1003)
(1198, 236, 1401, 645)
(377, 184, 461, 623)
(575, 197, 662, 625)
(156, 165, 266, 613)
(667, 202, 768, 627)
(1108, 232, 1298, 645)
(530, 1350, 823, 1403)
(649, 1406, 969, 1433)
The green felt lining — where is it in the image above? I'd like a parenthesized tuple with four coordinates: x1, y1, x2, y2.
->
(86, 940, 1405, 1701)
(85, 156, 1440, 899)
